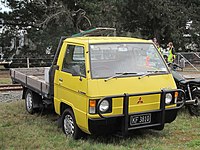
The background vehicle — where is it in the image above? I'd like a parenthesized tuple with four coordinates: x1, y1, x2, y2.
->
(170, 63, 200, 116)
(10, 28, 184, 139)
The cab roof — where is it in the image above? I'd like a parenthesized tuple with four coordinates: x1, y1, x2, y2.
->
(64, 36, 152, 44)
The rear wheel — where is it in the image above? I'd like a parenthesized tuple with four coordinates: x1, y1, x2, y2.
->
(188, 90, 200, 116)
(61, 108, 84, 139)
(25, 89, 42, 114)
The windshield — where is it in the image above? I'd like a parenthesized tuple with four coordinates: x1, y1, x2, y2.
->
(90, 43, 169, 79)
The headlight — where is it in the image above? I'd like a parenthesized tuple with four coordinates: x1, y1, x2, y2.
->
(165, 93, 173, 104)
(99, 100, 109, 113)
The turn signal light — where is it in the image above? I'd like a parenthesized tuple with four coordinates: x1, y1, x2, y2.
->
(174, 92, 179, 103)
(89, 100, 96, 114)
(174, 92, 179, 98)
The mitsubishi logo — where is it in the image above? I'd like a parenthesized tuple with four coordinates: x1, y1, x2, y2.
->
(137, 97, 143, 104)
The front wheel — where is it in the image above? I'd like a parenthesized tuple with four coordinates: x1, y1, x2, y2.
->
(61, 108, 84, 139)
(188, 90, 200, 116)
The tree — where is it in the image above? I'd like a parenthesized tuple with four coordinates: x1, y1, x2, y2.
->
(185, 0, 200, 51)
(1, 0, 200, 58)
(0, 0, 77, 58)
(117, 0, 191, 50)
(78, 0, 119, 28)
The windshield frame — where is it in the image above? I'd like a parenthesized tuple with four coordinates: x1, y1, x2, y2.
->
(89, 42, 170, 79)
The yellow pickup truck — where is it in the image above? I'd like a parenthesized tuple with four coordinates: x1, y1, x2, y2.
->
(11, 28, 184, 139)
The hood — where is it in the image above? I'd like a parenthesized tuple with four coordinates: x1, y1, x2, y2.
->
(87, 74, 176, 97)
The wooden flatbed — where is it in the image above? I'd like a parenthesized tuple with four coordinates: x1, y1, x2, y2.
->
(10, 67, 50, 98)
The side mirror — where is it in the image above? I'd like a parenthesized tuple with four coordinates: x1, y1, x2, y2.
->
(54, 65, 59, 70)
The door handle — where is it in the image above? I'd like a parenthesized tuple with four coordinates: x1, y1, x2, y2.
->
(59, 78, 63, 82)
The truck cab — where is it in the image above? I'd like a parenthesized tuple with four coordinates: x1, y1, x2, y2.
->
(53, 36, 184, 139)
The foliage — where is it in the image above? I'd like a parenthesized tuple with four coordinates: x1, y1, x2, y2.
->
(0, 0, 200, 56)
(0, 0, 76, 56)
(186, 0, 200, 51)
(117, 0, 191, 48)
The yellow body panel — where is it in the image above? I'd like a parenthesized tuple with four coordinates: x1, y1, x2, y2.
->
(54, 36, 177, 134)
(54, 41, 89, 132)
(87, 74, 176, 119)
(65, 37, 152, 45)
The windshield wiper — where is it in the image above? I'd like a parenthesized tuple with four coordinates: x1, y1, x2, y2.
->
(147, 70, 167, 73)
(138, 72, 152, 79)
(138, 70, 167, 79)
(104, 72, 137, 82)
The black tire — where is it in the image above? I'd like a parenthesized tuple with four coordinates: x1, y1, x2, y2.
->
(188, 90, 200, 116)
(25, 89, 42, 114)
(61, 108, 84, 139)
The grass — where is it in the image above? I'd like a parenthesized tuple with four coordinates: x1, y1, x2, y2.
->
(0, 100, 200, 150)
(0, 68, 11, 84)
(0, 78, 11, 84)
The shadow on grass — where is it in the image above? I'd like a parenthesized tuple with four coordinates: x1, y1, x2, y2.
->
(35, 106, 59, 122)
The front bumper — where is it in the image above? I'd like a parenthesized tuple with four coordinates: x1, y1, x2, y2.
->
(88, 89, 184, 136)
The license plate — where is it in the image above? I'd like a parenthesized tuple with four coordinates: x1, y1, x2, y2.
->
(130, 113, 151, 126)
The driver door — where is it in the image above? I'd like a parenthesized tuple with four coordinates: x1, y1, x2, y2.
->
(55, 42, 87, 126)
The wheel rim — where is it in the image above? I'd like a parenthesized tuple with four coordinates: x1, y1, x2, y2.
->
(64, 114, 75, 136)
(26, 92, 33, 112)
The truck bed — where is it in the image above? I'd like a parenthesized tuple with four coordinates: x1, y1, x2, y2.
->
(10, 67, 50, 97)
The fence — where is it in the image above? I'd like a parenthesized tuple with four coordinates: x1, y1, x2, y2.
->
(1, 53, 200, 71)
(176, 52, 200, 72)
(0, 57, 53, 68)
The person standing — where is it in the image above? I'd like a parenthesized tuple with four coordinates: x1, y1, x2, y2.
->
(167, 42, 175, 63)
(152, 38, 163, 54)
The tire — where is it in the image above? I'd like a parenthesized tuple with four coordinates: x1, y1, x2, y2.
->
(61, 108, 84, 139)
(25, 89, 42, 114)
(188, 89, 200, 116)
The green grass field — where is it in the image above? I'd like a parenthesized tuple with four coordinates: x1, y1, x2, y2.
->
(0, 100, 200, 150)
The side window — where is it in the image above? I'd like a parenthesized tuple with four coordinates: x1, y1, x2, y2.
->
(62, 45, 86, 76)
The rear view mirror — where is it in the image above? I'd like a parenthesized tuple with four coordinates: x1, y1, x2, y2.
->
(55, 65, 59, 70)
